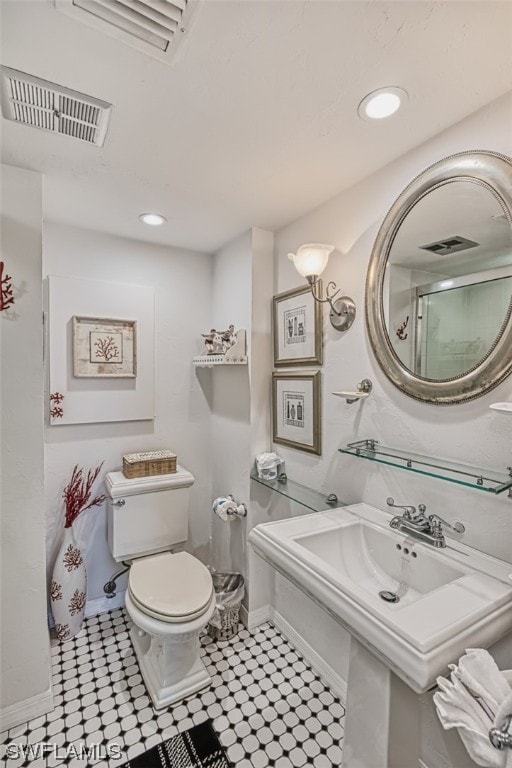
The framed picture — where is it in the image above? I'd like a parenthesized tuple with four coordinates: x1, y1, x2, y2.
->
(272, 283, 323, 367)
(73, 316, 137, 378)
(272, 371, 321, 455)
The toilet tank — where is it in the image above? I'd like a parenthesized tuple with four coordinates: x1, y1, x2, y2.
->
(105, 465, 195, 562)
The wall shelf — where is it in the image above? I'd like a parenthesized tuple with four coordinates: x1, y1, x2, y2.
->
(193, 328, 247, 367)
(193, 355, 248, 368)
(339, 439, 512, 497)
(250, 470, 341, 513)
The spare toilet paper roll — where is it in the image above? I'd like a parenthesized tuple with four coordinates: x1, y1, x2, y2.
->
(212, 497, 236, 522)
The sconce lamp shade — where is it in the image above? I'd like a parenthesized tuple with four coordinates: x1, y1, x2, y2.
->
(287, 243, 335, 278)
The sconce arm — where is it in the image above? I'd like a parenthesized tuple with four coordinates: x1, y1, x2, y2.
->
(307, 277, 343, 314)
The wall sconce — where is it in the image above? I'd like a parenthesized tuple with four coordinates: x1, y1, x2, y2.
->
(287, 243, 356, 331)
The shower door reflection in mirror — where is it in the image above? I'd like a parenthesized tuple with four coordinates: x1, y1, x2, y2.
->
(384, 181, 512, 380)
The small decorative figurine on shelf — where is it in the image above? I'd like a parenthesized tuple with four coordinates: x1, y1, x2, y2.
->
(201, 325, 238, 355)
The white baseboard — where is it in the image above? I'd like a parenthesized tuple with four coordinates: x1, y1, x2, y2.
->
(0, 688, 54, 732)
(243, 604, 271, 630)
(270, 608, 347, 703)
(85, 590, 126, 618)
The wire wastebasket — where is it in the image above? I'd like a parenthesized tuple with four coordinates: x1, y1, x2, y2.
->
(208, 571, 245, 641)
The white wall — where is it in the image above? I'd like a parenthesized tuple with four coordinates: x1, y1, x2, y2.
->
(260, 92, 512, 768)
(273, 92, 512, 563)
(0, 165, 52, 728)
(209, 228, 274, 596)
(209, 231, 252, 578)
(43, 223, 213, 605)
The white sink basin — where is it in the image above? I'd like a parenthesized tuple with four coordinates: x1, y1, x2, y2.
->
(249, 503, 512, 692)
(295, 521, 467, 606)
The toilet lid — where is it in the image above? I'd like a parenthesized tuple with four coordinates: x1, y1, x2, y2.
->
(129, 552, 213, 621)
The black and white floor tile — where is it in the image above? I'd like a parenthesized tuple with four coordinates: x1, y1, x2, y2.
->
(1, 609, 345, 768)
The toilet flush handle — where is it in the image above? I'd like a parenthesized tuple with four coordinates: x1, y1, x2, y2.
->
(113, 498, 126, 507)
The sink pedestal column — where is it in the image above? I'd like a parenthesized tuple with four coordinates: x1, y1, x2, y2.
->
(343, 638, 420, 768)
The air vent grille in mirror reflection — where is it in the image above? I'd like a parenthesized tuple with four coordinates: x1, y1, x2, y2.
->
(419, 235, 479, 255)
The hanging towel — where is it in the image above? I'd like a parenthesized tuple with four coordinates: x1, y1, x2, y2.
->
(433, 649, 511, 768)
(493, 691, 512, 768)
(456, 649, 511, 716)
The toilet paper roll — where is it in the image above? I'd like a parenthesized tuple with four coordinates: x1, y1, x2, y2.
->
(212, 497, 236, 522)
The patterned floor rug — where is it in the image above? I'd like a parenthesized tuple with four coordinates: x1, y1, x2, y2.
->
(120, 719, 231, 767)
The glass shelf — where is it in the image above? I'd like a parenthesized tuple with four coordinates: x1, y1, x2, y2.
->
(339, 439, 512, 496)
(250, 470, 341, 513)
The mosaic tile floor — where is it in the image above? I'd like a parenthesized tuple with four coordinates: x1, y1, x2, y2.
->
(1, 609, 345, 767)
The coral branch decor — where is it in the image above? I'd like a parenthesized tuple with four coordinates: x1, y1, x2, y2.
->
(0, 261, 15, 312)
(49, 392, 65, 420)
(51, 462, 106, 640)
(62, 463, 106, 528)
(94, 335, 120, 362)
(396, 315, 409, 341)
(73, 316, 136, 377)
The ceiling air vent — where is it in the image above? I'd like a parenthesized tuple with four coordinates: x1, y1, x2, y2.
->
(0, 67, 112, 146)
(419, 235, 479, 256)
(54, 0, 201, 64)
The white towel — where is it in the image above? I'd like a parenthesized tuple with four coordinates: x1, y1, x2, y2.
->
(433, 649, 511, 768)
(493, 691, 512, 768)
(455, 649, 511, 716)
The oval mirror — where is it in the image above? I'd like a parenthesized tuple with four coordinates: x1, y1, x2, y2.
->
(366, 151, 512, 404)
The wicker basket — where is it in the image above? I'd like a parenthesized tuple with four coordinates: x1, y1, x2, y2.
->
(122, 450, 177, 479)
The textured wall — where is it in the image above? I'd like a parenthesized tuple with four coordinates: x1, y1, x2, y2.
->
(267, 93, 512, 768)
(210, 228, 274, 590)
(43, 223, 213, 603)
(0, 165, 52, 717)
(274, 93, 512, 563)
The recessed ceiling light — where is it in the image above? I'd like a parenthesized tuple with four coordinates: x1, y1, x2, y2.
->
(139, 212, 167, 226)
(358, 87, 408, 121)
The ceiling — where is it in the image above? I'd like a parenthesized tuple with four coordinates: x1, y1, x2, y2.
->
(390, 179, 512, 277)
(1, 0, 511, 253)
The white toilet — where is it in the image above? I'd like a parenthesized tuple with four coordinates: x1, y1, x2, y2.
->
(105, 466, 215, 709)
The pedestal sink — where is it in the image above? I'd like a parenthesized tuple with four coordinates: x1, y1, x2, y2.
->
(249, 503, 512, 767)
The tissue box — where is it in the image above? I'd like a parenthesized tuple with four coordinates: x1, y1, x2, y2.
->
(122, 450, 177, 479)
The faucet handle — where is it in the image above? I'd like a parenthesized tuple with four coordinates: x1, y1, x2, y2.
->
(428, 513, 465, 535)
(387, 497, 414, 512)
(386, 497, 425, 520)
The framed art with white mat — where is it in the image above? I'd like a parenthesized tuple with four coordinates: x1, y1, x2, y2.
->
(272, 370, 321, 455)
(272, 283, 323, 367)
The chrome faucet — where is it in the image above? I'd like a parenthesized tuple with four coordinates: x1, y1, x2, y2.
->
(386, 497, 465, 548)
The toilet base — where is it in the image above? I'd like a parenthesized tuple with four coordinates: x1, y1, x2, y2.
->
(125, 591, 216, 710)
(130, 625, 212, 709)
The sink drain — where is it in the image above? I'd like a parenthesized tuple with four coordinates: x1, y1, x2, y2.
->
(379, 590, 400, 603)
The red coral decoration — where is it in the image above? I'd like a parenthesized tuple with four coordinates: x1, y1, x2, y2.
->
(0, 261, 15, 312)
(50, 580, 63, 601)
(55, 623, 71, 641)
(62, 463, 106, 529)
(396, 316, 409, 341)
(68, 589, 86, 616)
(50, 393, 65, 419)
(63, 544, 83, 571)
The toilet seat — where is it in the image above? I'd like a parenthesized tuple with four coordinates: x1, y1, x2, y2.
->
(129, 551, 214, 623)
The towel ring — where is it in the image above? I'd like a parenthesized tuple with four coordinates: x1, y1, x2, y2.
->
(489, 714, 512, 750)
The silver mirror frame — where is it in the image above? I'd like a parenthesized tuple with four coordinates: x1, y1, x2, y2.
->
(365, 151, 512, 405)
